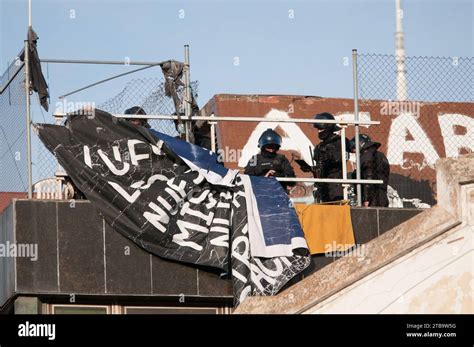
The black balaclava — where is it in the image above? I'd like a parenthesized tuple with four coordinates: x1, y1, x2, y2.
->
(261, 146, 278, 158)
(318, 128, 335, 141)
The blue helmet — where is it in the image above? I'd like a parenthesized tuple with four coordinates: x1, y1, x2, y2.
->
(258, 129, 282, 148)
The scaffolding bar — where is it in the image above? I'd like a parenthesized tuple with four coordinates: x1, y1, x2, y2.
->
(53, 113, 380, 126)
(40, 58, 170, 66)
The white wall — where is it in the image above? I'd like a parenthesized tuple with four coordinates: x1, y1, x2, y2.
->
(305, 225, 473, 314)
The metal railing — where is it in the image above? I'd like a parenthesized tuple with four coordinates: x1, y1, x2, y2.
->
(52, 111, 384, 202)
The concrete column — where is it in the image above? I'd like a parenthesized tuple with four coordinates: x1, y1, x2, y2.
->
(14, 296, 42, 314)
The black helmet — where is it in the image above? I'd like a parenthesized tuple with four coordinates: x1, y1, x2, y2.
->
(258, 129, 282, 148)
(313, 112, 338, 130)
(125, 106, 146, 115)
(124, 106, 150, 128)
(349, 134, 371, 151)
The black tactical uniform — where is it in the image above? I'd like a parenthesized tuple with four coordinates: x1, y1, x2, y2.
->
(350, 135, 390, 207)
(313, 132, 349, 202)
(244, 129, 295, 190)
(312, 113, 349, 202)
(124, 106, 150, 128)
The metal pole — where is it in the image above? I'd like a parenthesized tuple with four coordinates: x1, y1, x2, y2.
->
(94, 114, 380, 126)
(40, 58, 170, 66)
(352, 49, 362, 206)
(28, 0, 32, 27)
(58, 64, 161, 99)
(24, 39, 32, 198)
(395, 0, 408, 101)
(276, 177, 383, 184)
(54, 115, 67, 177)
(184, 45, 191, 142)
(210, 113, 216, 152)
(340, 126, 348, 201)
(25, 0, 33, 198)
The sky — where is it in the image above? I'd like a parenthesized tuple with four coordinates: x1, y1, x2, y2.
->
(1, 0, 473, 112)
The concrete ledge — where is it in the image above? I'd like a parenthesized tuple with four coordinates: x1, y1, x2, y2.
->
(0, 199, 420, 310)
(235, 205, 460, 314)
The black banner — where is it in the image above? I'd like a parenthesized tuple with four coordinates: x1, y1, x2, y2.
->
(37, 110, 309, 305)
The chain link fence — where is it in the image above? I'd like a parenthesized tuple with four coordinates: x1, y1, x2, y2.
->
(0, 61, 27, 193)
(355, 53, 473, 207)
(98, 77, 199, 136)
(1, 60, 198, 193)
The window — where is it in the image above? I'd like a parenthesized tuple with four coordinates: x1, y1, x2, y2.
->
(124, 306, 219, 314)
(44, 303, 230, 314)
(51, 305, 109, 314)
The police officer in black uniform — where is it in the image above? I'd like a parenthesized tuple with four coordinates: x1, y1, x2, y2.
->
(244, 129, 295, 190)
(312, 112, 349, 202)
(349, 134, 390, 207)
(124, 106, 150, 128)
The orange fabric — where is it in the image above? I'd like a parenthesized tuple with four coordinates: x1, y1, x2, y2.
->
(294, 204, 355, 255)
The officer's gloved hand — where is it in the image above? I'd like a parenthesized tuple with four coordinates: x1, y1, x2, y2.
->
(265, 170, 276, 177)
